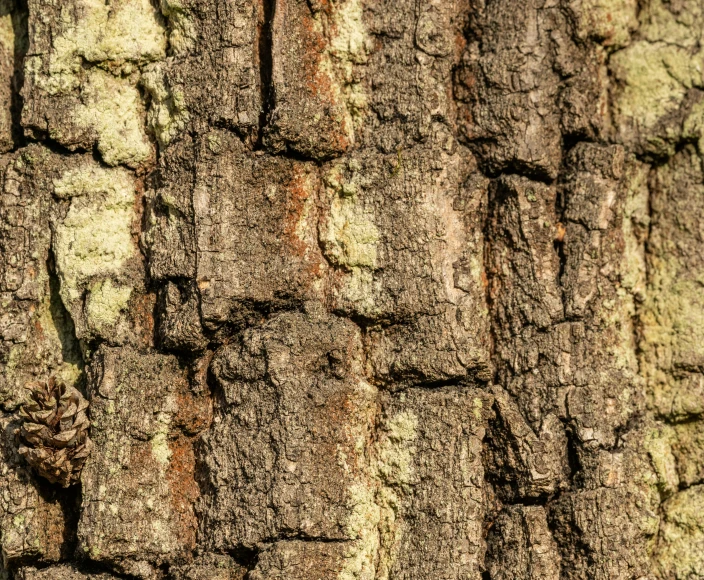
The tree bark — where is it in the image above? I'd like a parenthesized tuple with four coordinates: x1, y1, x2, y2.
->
(1, 0, 703, 578)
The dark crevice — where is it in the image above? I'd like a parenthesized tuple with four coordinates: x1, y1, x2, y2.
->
(216, 295, 303, 333)
(46, 251, 86, 379)
(378, 375, 478, 394)
(67, 560, 145, 580)
(267, 145, 333, 164)
(9, 0, 27, 149)
(261, 534, 350, 545)
(227, 545, 259, 570)
(560, 132, 593, 157)
(157, 562, 171, 579)
(58, 482, 82, 561)
(41, 254, 85, 566)
(22, 132, 89, 158)
(563, 423, 582, 482)
(503, 495, 552, 508)
(466, 143, 558, 185)
(483, 402, 556, 506)
(256, 0, 275, 148)
(481, 175, 501, 387)
(553, 230, 567, 287)
(658, 411, 704, 427)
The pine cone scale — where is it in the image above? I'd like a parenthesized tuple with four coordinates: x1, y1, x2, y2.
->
(51, 429, 79, 447)
(17, 378, 93, 487)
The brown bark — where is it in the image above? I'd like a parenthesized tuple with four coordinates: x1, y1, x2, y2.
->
(1, 0, 704, 578)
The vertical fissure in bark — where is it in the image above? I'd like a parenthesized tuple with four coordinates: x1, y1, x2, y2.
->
(482, 176, 501, 385)
(46, 251, 84, 377)
(257, 0, 276, 146)
(9, 0, 26, 149)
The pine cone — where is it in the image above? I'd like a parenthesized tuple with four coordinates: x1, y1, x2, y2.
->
(18, 377, 93, 487)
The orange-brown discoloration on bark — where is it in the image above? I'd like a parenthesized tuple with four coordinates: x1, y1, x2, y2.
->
(268, 0, 352, 157)
(281, 165, 326, 281)
(174, 390, 212, 435)
(191, 350, 214, 395)
(33, 316, 45, 342)
(300, 8, 352, 153)
(130, 291, 156, 348)
(554, 222, 566, 243)
(39, 495, 72, 562)
(166, 435, 199, 553)
(283, 166, 313, 259)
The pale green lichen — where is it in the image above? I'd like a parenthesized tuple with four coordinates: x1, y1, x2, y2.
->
(611, 42, 691, 152)
(642, 255, 704, 381)
(376, 411, 417, 488)
(11, 515, 24, 529)
(85, 279, 132, 335)
(0, 5, 14, 54)
(644, 425, 679, 497)
(76, 68, 152, 167)
(620, 160, 650, 299)
(639, 0, 704, 49)
(26, 0, 166, 166)
(322, 162, 381, 315)
(53, 163, 131, 199)
(64, 0, 166, 65)
(373, 415, 416, 578)
(640, 151, 704, 421)
(655, 485, 704, 578)
(151, 431, 172, 467)
(52, 165, 136, 305)
(610, 0, 704, 155)
(339, 409, 419, 580)
(338, 268, 382, 320)
(207, 131, 223, 154)
(473, 397, 484, 420)
(372, 411, 418, 580)
(318, 0, 371, 131)
(578, 0, 638, 48)
(329, 0, 368, 64)
(160, 0, 197, 56)
(141, 63, 189, 147)
(671, 421, 704, 487)
(338, 380, 381, 579)
(54, 0, 164, 81)
(340, 483, 380, 580)
(151, 408, 174, 470)
(643, 268, 704, 418)
(29, 0, 166, 96)
(322, 196, 379, 269)
(321, 163, 379, 269)
(331, 0, 369, 124)
(373, 486, 403, 580)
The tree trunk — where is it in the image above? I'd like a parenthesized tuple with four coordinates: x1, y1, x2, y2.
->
(1, 0, 703, 578)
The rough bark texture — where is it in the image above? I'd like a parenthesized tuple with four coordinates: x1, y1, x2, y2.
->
(1, 0, 704, 578)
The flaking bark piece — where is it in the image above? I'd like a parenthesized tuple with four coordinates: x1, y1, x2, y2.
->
(17, 377, 92, 487)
